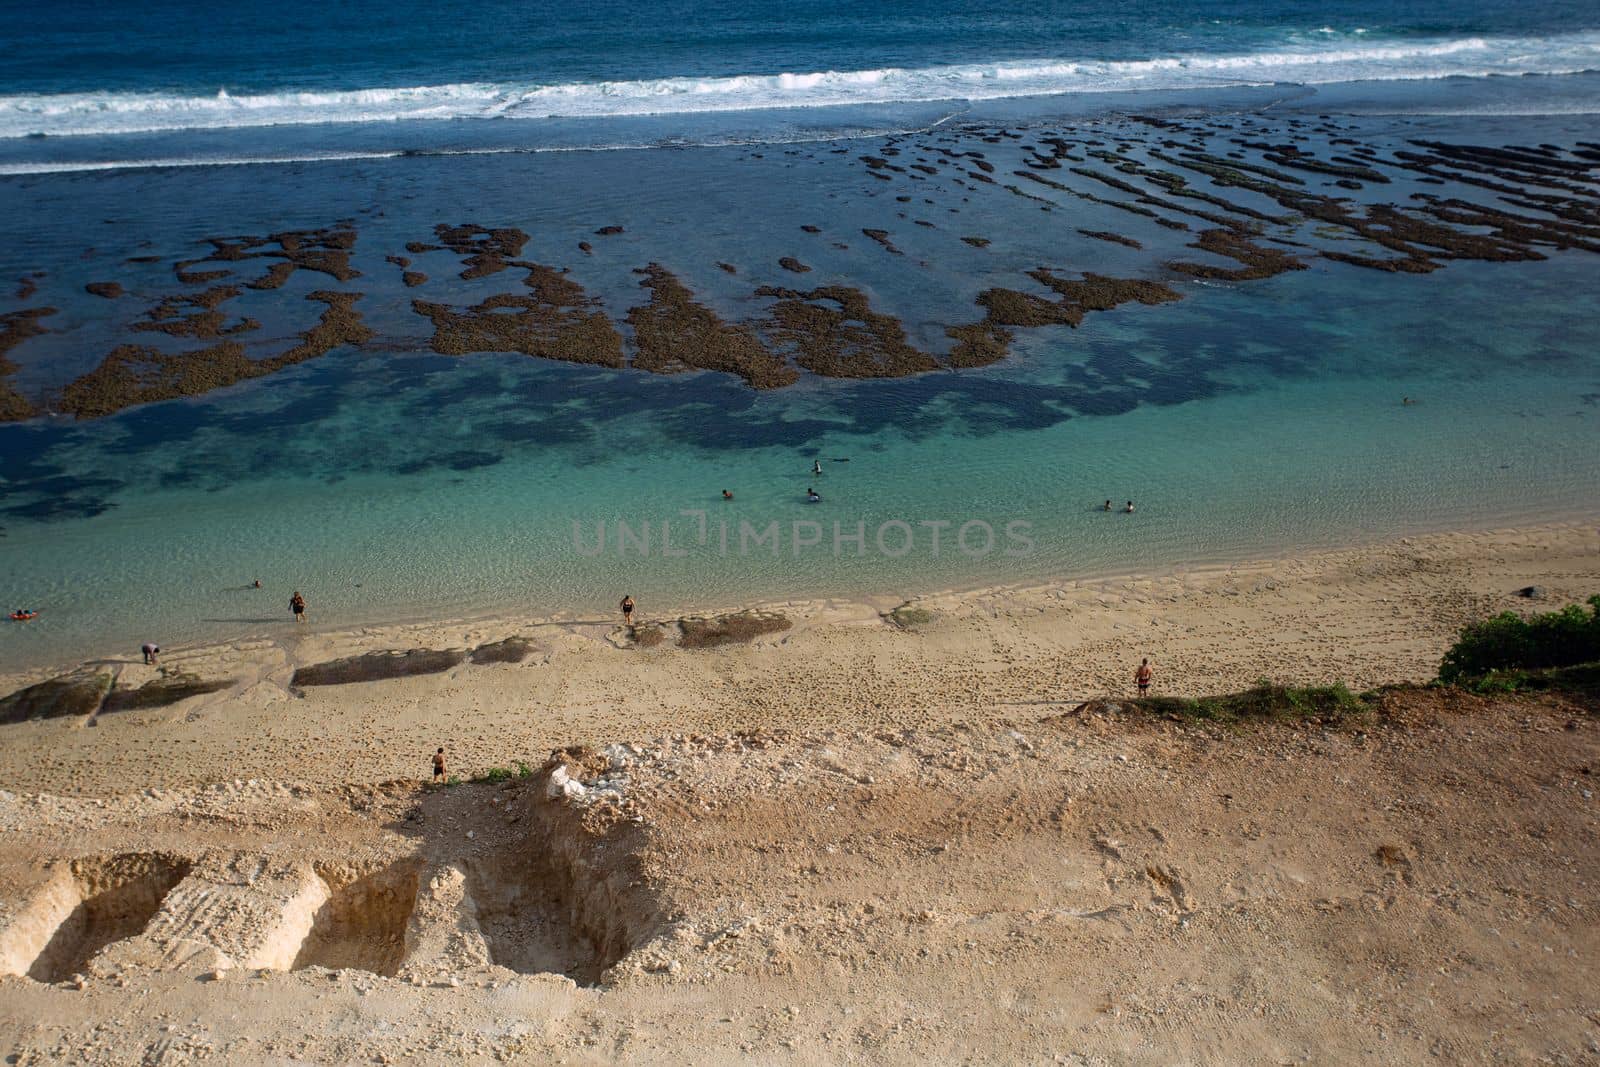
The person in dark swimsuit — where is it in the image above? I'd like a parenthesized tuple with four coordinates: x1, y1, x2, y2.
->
(290, 591, 306, 623)
(806, 487, 820, 502)
(620, 595, 635, 626)
(433, 748, 446, 782)
(1136, 658, 1153, 695)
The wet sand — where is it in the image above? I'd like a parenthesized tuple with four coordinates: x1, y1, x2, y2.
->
(1, 519, 1594, 796)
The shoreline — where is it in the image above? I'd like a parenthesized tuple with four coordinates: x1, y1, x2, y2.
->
(1, 518, 1595, 796)
(4, 514, 1597, 689)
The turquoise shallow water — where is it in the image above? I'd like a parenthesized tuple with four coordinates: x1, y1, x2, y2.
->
(3, 231, 1598, 670)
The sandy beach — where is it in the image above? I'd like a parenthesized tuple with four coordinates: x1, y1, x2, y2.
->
(1, 519, 1595, 795)
(0, 521, 1596, 1064)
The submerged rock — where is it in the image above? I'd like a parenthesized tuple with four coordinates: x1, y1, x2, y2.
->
(0, 307, 55, 422)
(59, 291, 372, 419)
(627, 264, 797, 389)
(755, 285, 939, 379)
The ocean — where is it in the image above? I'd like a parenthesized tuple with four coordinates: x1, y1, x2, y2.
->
(2, 0, 1599, 670)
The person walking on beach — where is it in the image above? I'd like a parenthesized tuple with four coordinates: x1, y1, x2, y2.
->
(620, 595, 635, 627)
(290, 591, 306, 624)
(1135, 658, 1153, 695)
(141, 642, 160, 665)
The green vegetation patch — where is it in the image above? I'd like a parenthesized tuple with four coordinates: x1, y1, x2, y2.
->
(888, 605, 935, 630)
(1129, 680, 1368, 724)
(1438, 596, 1600, 682)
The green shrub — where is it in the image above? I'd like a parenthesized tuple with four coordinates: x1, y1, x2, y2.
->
(1131, 681, 1365, 723)
(1439, 596, 1600, 682)
(473, 766, 513, 784)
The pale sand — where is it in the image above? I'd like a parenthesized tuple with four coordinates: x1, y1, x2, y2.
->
(1, 519, 1594, 795)
(0, 521, 1596, 1065)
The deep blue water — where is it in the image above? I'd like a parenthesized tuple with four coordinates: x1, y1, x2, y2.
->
(3, 0, 1599, 152)
(8, 0, 1600, 95)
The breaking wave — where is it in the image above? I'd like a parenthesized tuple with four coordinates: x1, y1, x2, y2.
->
(3, 31, 1599, 139)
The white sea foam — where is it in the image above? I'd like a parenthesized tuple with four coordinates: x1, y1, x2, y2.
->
(2, 31, 1598, 139)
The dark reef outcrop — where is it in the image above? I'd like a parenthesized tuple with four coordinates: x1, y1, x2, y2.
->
(413, 259, 624, 368)
(58, 292, 372, 418)
(0, 307, 55, 422)
(755, 285, 939, 379)
(626, 265, 796, 388)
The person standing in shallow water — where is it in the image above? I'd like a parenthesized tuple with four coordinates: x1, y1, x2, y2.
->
(1136, 658, 1153, 695)
(141, 642, 159, 665)
(620, 595, 635, 627)
(290, 591, 306, 624)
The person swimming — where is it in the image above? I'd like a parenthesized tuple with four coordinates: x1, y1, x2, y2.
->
(806, 487, 821, 502)
(1125, 501, 1135, 513)
(722, 489, 734, 500)
(812, 459, 823, 476)
(1103, 500, 1113, 511)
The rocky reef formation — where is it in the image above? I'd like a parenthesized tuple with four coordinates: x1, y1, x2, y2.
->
(626, 264, 797, 389)
(977, 271, 1182, 329)
(413, 272, 624, 369)
(178, 226, 361, 288)
(6, 126, 1599, 418)
(58, 292, 371, 419)
(755, 285, 939, 379)
(0, 308, 55, 421)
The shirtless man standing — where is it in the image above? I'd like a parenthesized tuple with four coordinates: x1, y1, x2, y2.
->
(1135, 658, 1153, 695)
(432, 748, 446, 783)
